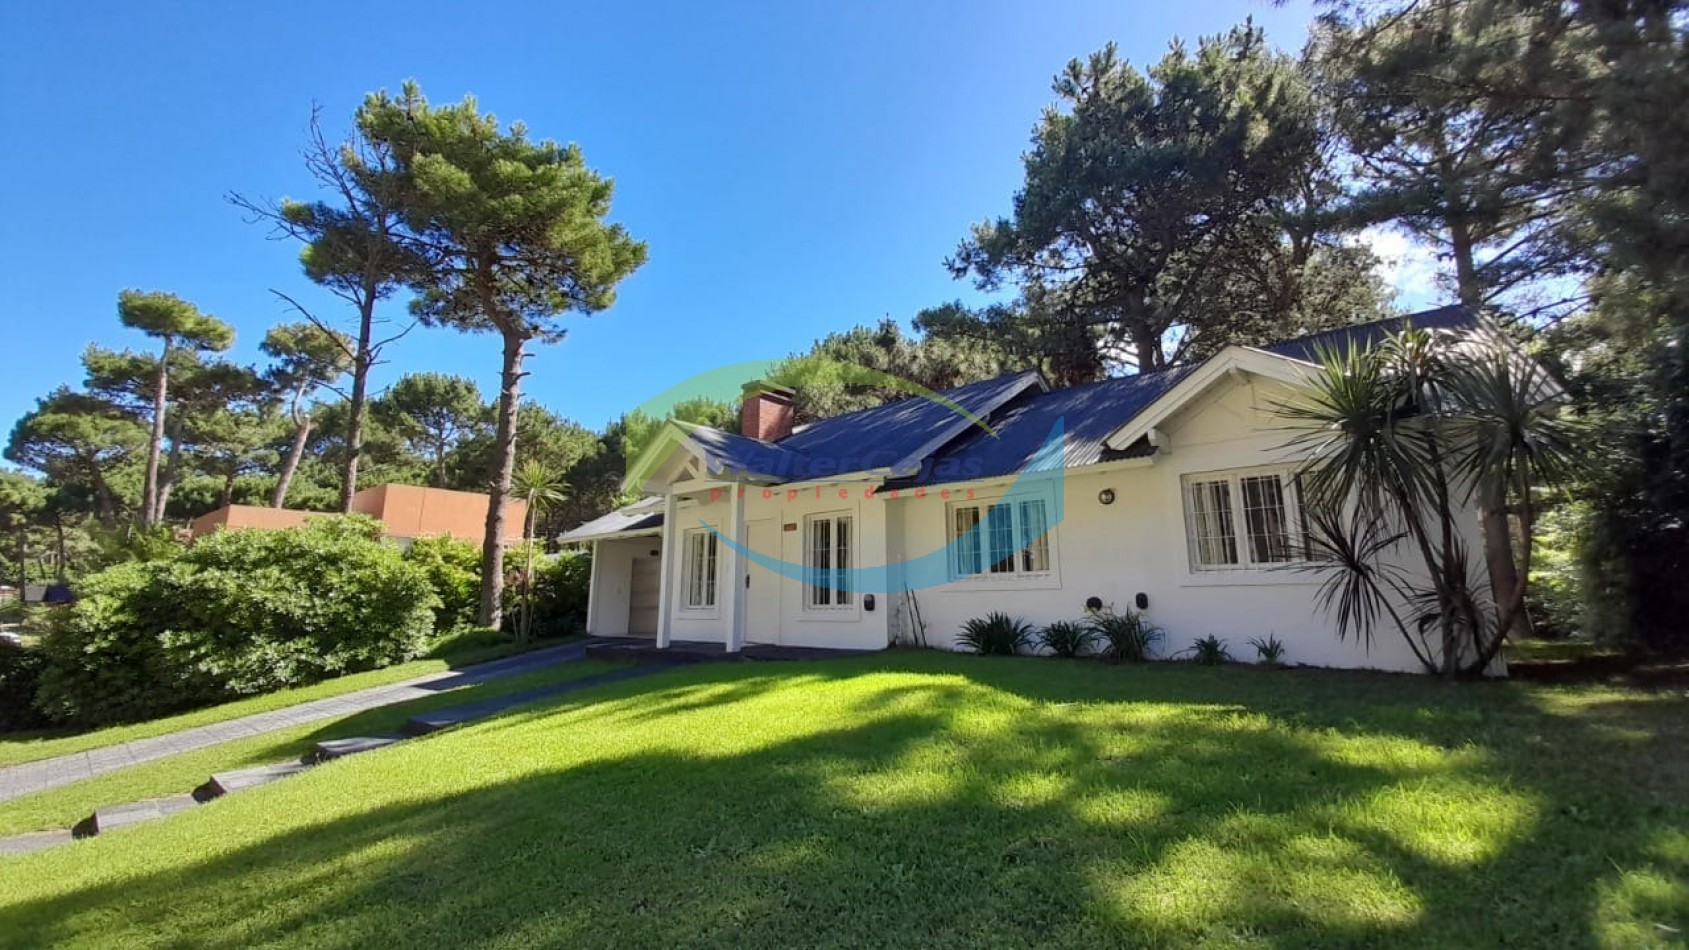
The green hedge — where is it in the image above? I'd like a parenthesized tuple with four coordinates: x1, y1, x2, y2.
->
(0, 640, 50, 731)
(404, 534, 483, 631)
(505, 548, 591, 638)
(35, 517, 439, 726)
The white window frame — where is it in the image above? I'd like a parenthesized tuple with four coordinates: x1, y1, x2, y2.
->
(803, 511, 855, 612)
(1180, 466, 1308, 573)
(945, 492, 1060, 588)
(680, 526, 719, 611)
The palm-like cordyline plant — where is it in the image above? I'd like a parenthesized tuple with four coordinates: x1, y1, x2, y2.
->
(511, 460, 568, 642)
(1281, 325, 1578, 678)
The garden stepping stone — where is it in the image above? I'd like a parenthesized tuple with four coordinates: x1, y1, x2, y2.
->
(304, 734, 406, 764)
(196, 762, 311, 801)
(82, 794, 199, 836)
(0, 830, 76, 855)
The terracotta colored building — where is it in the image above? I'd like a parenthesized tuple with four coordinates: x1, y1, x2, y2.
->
(190, 484, 528, 545)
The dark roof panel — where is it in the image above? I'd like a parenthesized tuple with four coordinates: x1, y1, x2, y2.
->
(774, 370, 1043, 478)
(1262, 305, 1477, 363)
(560, 504, 663, 542)
(679, 425, 810, 482)
(887, 365, 1194, 488)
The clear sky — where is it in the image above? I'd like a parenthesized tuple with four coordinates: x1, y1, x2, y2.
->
(0, 0, 1436, 438)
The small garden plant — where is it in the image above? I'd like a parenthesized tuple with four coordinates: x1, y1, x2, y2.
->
(1037, 620, 1097, 658)
(1186, 635, 1233, 666)
(957, 612, 1034, 656)
(1247, 634, 1287, 667)
(1086, 607, 1162, 663)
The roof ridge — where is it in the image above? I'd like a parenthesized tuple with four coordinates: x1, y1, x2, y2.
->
(1259, 304, 1471, 352)
(775, 368, 1044, 439)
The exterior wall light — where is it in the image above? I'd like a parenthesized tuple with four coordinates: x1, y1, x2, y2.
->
(1097, 488, 1116, 505)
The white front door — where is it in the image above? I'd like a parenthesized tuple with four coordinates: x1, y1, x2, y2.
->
(745, 518, 780, 644)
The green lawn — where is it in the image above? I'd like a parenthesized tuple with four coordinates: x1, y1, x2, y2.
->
(1, 653, 1685, 948)
(0, 635, 570, 768)
(0, 658, 618, 837)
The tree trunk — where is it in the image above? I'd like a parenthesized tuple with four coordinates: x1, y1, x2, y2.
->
(1447, 212, 1484, 311)
(156, 422, 183, 523)
(14, 529, 26, 606)
(520, 502, 538, 642)
(477, 331, 526, 628)
(53, 518, 66, 582)
(339, 296, 378, 513)
(84, 458, 118, 529)
(1479, 489, 1531, 640)
(272, 391, 312, 508)
(140, 341, 171, 528)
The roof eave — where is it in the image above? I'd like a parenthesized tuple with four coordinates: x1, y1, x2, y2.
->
(1101, 348, 1312, 452)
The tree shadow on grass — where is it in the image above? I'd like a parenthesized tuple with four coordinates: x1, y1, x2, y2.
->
(0, 654, 1684, 948)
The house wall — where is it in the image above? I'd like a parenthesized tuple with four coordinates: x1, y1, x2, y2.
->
(898, 376, 1482, 673)
(587, 537, 659, 637)
(658, 483, 893, 651)
(189, 505, 317, 538)
(352, 484, 528, 544)
(584, 372, 1490, 673)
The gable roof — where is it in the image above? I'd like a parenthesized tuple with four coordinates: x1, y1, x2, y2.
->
(1262, 305, 1477, 363)
(560, 498, 663, 542)
(775, 370, 1044, 479)
(676, 422, 812, 481)
(886, 365, 1195, 488)
(577, 306, 1486, 538)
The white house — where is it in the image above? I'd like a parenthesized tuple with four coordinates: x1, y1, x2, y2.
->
(563, 307, 1496, 673)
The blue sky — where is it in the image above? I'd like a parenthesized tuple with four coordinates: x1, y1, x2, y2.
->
(0, 0, 1437, 438)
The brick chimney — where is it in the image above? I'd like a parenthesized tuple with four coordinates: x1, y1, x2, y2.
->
(740, 381, 796, 442)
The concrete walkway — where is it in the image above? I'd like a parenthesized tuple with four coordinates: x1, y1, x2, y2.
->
(0, 642, 589, 804)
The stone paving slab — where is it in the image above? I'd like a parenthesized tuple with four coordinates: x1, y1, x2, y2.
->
(203, 762, 311, 799)
(90, 794, 198, 834)
(0, 641, 588, 804)
(305, 735, 406, 763)
(0, 830, 74, 856)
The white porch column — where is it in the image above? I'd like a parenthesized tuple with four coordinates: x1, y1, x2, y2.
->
(722, 485, 747, 653)
(584, 540, 600, 635)
(656, 492, 680, 648)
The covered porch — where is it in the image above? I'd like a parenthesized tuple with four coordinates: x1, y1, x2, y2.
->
(565, 472, 768, 654)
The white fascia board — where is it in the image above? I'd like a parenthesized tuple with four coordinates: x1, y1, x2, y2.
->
(622, 420, 716, 495)
(1101, 347, 1312, 452)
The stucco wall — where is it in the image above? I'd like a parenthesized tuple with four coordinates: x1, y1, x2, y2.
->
(352, 484, 528, 544)
(587, 537, 658, 637)
(899, 375, 1481, 673)
(585, 372, 1490, 673)
(190, 505, 318, 538)
(663, 485, 892, 650)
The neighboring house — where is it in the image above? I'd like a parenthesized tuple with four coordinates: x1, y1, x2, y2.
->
(562, 307, 1496, 673)
(191, 483, 527, 547)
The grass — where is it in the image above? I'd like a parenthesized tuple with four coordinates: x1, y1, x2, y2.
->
(0, 635, 570, 768)
(1, 653, 1685, 948)
(0, 658, 618, 837)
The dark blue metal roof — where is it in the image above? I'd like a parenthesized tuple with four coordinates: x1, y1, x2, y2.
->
(679, 424, 811, 482)
(886, 365, 1195, 488)
(571, 308, 1483, 535)
(559, 503, 663, 542)
(1262, 305, 1477, 363)
(767, 370, 1044, 480)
